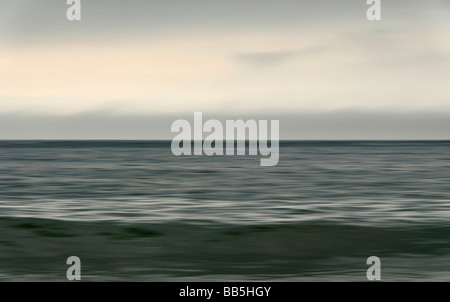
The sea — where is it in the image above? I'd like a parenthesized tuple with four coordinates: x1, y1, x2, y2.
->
(1, 140, 450, 281)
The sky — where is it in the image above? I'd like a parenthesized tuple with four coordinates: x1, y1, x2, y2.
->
(0, 0, 449, 139)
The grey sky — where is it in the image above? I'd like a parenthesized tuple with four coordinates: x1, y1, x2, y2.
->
(0, 0, 449, 138)
(2, 111, 450, 140)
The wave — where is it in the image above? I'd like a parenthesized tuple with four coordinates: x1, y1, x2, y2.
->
(2, 217, 450, 280)
(3, 216, 450, 251)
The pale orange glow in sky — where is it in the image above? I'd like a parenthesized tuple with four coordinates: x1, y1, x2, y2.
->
(1, 0, 450, 139)
(0, 0, 449, 115)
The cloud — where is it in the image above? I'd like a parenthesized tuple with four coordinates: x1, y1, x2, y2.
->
(234, 46, 325, 67)
(235, 51, 297, 66)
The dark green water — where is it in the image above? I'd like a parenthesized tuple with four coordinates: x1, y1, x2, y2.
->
(1, 141, 450, 281)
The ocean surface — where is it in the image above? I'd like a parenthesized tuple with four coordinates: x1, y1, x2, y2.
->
(1, 140, 450, 281)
